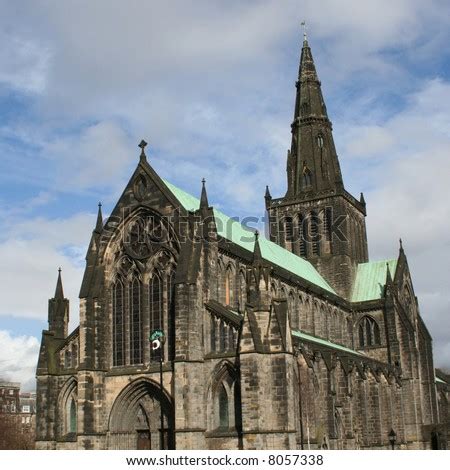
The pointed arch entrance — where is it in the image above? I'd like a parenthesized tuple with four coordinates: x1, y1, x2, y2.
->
(107, 377, 174, 449)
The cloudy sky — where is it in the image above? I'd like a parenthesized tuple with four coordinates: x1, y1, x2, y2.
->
(0, 0, 449, 390)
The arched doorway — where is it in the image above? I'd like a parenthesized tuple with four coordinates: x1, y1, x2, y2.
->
(108, 378, 174, 450)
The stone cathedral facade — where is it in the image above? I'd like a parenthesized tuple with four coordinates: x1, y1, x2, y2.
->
(36, 36, 449, 450)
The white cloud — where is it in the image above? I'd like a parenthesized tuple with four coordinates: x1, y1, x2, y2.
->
(0, 31, 50, 94)
(0, 330, 40, 391)
(337, 79, 450, 369)
(0, 210, 94, 332)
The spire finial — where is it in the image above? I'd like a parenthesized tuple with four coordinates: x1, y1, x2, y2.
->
(301, 21, 307, 43)
(138, 139, 148, 160)
(200, 177, 209, 209)
(55, 267, 64, 299)
(386, 262, 393, 286)
(255, 229, 259, 241)
(95, 201, 104, 233)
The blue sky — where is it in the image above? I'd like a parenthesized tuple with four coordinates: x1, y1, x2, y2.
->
(1, 0, 450, 390)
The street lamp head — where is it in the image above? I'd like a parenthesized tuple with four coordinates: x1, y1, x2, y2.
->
(388, 428, 397, 444)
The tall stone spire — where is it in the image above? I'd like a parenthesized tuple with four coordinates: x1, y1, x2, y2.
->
(265, 29, 368, 299)
(287, 34, 343, 197)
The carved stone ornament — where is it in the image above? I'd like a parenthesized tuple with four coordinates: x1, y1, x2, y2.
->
(122, 212, 176, 261)
(133, 173, 148, 202)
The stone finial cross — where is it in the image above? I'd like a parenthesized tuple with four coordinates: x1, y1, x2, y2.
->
(139, 139, 148, 159)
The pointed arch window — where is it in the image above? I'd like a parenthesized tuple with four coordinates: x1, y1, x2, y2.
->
(209, 366, 240, 434)
(69, 397, 77, 434)
(228, 327, 235, 352)
(238, 271, 246, 312)
(302, 164, 313, 188)
(317, 133, 324, 148)
(113, 278, 125, 366)
(64, 350, 71, 369)
(225, 267, 234, 306)
(210, 316, 217, 352)
(72, 344, 78, 368)
(325, 207, 332, 242)
(299, 214, 308, 257)
(129, 276, 143, 364)
(358, 316, 381, 348)
(311, 210, 321, 255)
(218, 384, 229, 430)
(167, 270, 175, 361)
(150, 273, 163, 362)
(285, 216, 294, 242)
(219, 320, 227, 352)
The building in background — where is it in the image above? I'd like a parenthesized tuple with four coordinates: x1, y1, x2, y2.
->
(0, 380, 20, 414)
(35, 33, 449, 450)
(0, 380, 35, 449)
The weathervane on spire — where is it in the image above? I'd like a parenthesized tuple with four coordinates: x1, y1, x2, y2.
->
(301, 21, 307, 42)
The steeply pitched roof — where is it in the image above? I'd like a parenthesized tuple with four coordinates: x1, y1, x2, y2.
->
(292, 329, 364, 357)
(351, 259, 398, 302)
(163, 180, 336, 294)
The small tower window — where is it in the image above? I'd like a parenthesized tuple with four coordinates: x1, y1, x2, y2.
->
(301, 101, 309, 115)
(325, 207, 332, 242)
(310, 211, 320, 255)
(317, 134, 324, 148)
(285, 216, 294, 242)
(302, 163, 313, 188)
(299, 214, 308, 257)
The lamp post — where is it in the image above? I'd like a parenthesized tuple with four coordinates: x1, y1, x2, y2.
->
(388, 428, 397, 450)
(150, 329, 165, 450)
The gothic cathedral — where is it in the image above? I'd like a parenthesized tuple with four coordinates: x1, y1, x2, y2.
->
(36, 34, 449, 450)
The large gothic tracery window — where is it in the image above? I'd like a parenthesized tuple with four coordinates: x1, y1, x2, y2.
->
(111, 210, 178, 369)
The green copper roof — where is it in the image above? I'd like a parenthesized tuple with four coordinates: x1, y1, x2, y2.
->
(292, 330, 364, 356)
(436, 377, 446, 385)
(163, 180, 335, 294)
(351, 259, 398, 302)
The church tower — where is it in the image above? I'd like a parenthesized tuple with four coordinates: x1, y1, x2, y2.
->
(266, 33, 368, 298)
